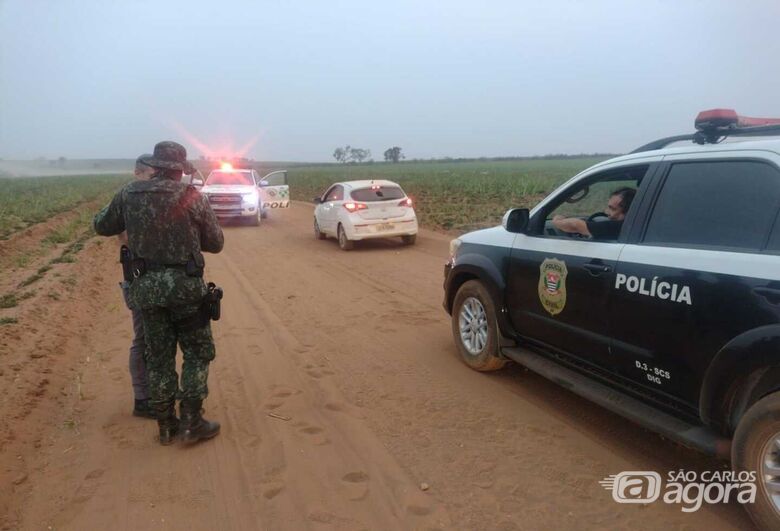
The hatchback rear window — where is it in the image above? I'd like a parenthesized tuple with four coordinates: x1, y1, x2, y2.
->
(350, 186, 405, 202)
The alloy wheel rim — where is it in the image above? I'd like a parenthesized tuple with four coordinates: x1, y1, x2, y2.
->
(459, 297, 488, 355)
(761, 432, 780, 514)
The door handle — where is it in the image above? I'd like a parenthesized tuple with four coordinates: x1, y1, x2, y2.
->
(583, 263, 612, 276)
(753, 287, 780, 305)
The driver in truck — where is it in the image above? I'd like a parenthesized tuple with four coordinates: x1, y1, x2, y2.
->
(552, 187, 636, 240)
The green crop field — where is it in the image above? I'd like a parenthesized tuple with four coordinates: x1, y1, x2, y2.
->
(283, 158, 609, 231)
(0, 174, 131, 239)
(0, 158, 611, 240)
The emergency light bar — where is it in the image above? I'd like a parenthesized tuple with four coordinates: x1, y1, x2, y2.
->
(632, 109, 780, 153)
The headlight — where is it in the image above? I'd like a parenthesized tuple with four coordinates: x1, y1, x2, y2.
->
(449, 238, 462, 259)
(242, 192, 258, 203)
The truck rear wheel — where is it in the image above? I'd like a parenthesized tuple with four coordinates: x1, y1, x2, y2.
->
(451, 280, 505, 371)
(732, 391, 780, 531)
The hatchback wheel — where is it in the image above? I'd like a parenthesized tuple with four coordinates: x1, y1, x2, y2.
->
(402, 234, 417, 245)
(451, 280, 505, 371)
(338, 224, 354, 250)
(314, 218, 326, 240)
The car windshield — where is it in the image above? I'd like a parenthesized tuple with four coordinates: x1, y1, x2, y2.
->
(207, 171, 254, 186)
(350, 186, 405, 202)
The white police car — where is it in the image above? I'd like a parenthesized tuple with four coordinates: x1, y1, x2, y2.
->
(198, 164, 290, 226)
(443, 109, 780, 530)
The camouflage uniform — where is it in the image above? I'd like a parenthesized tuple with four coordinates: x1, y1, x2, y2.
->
(94, 141, 223, 444)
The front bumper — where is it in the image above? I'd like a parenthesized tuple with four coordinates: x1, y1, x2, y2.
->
(210, 204, 258, 218)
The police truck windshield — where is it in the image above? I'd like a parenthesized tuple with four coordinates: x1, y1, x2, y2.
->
(207, 171, 254, 186)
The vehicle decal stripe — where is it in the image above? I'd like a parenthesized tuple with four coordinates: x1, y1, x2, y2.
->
(619, 244, 780, 281)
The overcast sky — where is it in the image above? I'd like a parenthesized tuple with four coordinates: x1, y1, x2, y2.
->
(1, 1, 778, 161)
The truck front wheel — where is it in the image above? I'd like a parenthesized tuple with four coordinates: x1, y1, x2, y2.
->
(732, 391, 780, 530)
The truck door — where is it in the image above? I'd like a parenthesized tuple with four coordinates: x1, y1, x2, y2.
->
(258, 170, 290, 210)
(506, 165, 651, 372)
(610, 157, 780, 408)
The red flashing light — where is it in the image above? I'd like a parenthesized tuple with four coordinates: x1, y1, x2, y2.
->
(343, 202, 367, 213)
(696, 109, 780, 131)
(695, 109, 738, 130)
(737, 114, 780, 127)
(220, 162, 234, 171)
(398, 198, 413, 207)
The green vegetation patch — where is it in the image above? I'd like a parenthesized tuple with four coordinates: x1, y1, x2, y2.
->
(285, 158, 608, 231)
(0, 174, 130, 239)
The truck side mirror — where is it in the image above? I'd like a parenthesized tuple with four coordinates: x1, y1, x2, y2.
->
(191, 177, 204, 187)
(502, 208, 529, 233)
(313, 197, 323, 204)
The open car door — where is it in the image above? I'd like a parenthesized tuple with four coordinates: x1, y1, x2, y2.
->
(258, 170, 290, 210)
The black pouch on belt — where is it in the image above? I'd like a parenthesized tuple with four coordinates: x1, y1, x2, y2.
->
(206, 282, 224, 321)
(186, 251, 205, 277)
(120, 245, 133, 282)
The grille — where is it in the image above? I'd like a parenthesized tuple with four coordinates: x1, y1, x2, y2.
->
(209, 194, 241, 203)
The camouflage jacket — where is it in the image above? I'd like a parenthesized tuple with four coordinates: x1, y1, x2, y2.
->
(94, 176, 224, 309)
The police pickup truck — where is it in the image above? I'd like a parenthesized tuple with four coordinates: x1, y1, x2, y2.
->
(443, 109, 780, 530)
(195, 164, 290, 226)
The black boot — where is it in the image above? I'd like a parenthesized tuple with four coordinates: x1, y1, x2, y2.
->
(156, 403, 179, 446)
(179, 399, 220, 444)
(133, 398, 157, 419)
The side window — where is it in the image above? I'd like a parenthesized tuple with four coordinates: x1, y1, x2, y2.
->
(538, 165, 647, 241)
(262, 171, 288, 186)
(644, 161, 780, 251)
(325, 185, 343, 201)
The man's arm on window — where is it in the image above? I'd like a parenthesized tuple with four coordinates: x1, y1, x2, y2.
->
(552, 215, 592, 237)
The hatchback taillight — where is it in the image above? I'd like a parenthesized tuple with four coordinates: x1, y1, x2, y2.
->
(398, 198, 413, 207)
(343, 202, 367, 213)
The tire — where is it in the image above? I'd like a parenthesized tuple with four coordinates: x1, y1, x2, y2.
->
(261, 209, 268, 219)
(402, 234, 417, 245)
(314, 218, 326, 240)
(248, 212, 260, 226)
(451, 280, 506, 371)
(338, 224, 354, 251)
(732, 391, 780, 531)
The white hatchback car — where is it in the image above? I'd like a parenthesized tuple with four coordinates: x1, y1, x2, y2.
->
(313, 180, 418, 250)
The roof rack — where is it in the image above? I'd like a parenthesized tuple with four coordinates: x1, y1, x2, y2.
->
(631, 109, 780, 154)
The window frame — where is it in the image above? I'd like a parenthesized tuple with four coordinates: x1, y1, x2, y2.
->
(527, 163, 654, 244)
(637, 157, 780, 254)
(323, 184, 344, 202)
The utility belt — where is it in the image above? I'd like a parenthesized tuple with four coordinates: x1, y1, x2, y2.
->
(120, 246, 222, 332)
(120, 246, 204, 281)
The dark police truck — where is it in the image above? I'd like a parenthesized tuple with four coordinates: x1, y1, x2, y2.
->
(443, 109, 780, 529)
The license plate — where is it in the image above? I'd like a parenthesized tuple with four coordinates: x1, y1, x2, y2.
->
(377, 223, 395, 231)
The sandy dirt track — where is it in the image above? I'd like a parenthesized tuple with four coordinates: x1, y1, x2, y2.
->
(0, 202, 757, 530)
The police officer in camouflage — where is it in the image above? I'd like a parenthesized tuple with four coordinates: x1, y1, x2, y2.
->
(94, 141, 224, 446)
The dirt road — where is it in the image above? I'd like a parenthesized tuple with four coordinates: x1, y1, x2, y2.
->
(0, 203, 756, 530)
